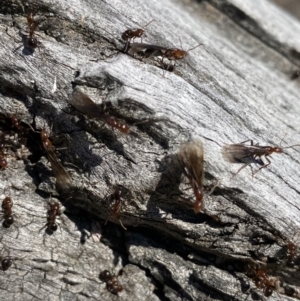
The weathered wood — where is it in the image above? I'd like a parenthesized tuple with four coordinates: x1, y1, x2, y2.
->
(0, 0, 300, 300)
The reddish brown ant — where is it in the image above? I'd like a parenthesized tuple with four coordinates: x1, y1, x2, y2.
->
(122, 20, 154, 43)
(179, 139, 204, 213)
(222, 138, 300, 178)
(99, 270, 123, 295)
(26, 12, 38, 49)
(1, 196, 14, 228)
(40, 201, 62, 233)
(29, 124, 72, 189)
(246, 265, 281, 298)
(127, 42, 202, 71)
(286, 241, 298, 266)
(0, 151, 8, 170)
(106, 188, 127, 230)
(71, 89, 130, 134)
(122, 20, 155, 52)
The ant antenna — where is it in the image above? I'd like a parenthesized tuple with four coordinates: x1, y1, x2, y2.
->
(143, 19, 155, 29)
(186, 43, 203, 53)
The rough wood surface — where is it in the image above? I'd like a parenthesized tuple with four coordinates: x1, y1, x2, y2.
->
(0, 0, 300, 300)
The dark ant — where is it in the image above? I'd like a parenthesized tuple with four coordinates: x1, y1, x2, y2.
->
(179, 139, 204, 213)
(0, 256, 13, 271)
(40, 201, 62, 233)
(10, 115, 23, 132)
(1, 196, 14, 228)
(26, 12, 38, 49)
(222, 138, 300, 178)
(99, 270, 123, 295)
(106, 188, 127, 230)
(286, 241, 297, 266)
(291, 69, 300, 80)
(29, 124, 72, 189)
(71, 89, 130, 134)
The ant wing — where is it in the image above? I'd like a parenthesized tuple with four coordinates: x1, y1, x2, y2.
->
(129, 43, 167, 57)
(179, 139, 204, 186)
(45, 148, 72, 189)
(70, 90, 105, 119)
(222, 143, 258, 163)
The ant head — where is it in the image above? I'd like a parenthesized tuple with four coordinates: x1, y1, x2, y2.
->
(264, 286, 273, 297)
(135, 29, 144, 37)
(174, 49, 187, 59)
(121, 30, 132, 40)
(2, 197, 12, 209)
(2, 257, 13, 271)
(100, 270, 112, 282)
(0, 158, 8, 169)
(40, 129, 48, 141)
(273, 147, 283, 154)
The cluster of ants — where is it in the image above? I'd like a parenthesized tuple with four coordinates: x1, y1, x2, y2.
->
(0, 112, 66, 273)
(3, 9, 300, 299)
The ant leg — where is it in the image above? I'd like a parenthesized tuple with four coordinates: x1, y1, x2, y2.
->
(230, 162, 252, 180)
(253, 156, 271, 176)
(239, 139, 254, 145)
(118, 219, 127, 230)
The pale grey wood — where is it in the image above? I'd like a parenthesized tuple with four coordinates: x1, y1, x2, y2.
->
(0, 0, 300, 300)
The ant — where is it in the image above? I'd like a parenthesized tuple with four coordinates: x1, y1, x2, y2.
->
(1, 196, 14, 228)
(246, 265, 281, 298)
(222, 138, 300, 178)
(127, 42, 202, 71)
(122, 20, 155, 52)
(286, 241, 298, 266)
(26, 12, 38, 49)
(106, 188, 127, 230)
(291, 69, 300, 80)
(71, 89, 130, 134)
(40, 201, 62, 233)
(0, 150, 8, 170)
(160, 43, 203, 71)
(99, 270, 123, 295)
(0, 255, 13, 271)
(179, 139, 204, 213)
(29, 124, 72, 189)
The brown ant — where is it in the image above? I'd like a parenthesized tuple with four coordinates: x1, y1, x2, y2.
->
(26, 12, 38, 49)
(71, 89, 130, 134)
(40, 201, 62, 233)
(179, 139, 204, 213)
(99, 270, 123, 295)
(122, 20, 154, 43)
(222, 138, 300, 178)
(246, 265, 281, 298)
(10, 115, 23, 132)
(1, 196, 14, 228)
(106, 188, 127, 230)
(122, 20, 154, 52)
(0, 150, 8, 170)
(286, 241, 297, 266)
(29, 124, 72, 189)
(127, 42, 202, 71)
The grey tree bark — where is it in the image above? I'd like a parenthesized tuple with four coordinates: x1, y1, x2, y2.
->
(0, 0, 300, 300)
